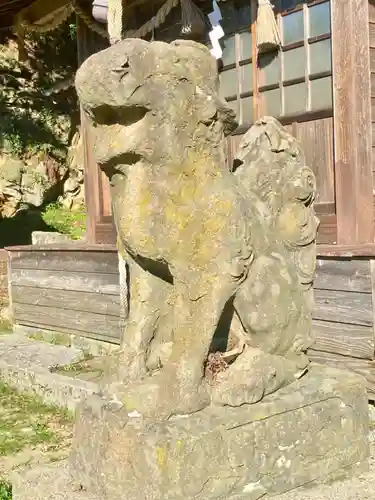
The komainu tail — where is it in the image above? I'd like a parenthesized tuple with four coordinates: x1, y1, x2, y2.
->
(234, 116, 319, 290)
(228, 117, 318, 359)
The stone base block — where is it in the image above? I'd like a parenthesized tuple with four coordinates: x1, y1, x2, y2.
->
(69, 365, 369, 500)
(12, 461, 100, 500)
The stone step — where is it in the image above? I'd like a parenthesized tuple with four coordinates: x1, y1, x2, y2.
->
(0, 333, 99, 411)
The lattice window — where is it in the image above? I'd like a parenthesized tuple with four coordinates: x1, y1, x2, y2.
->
(217, 1, 253, 125)
(217, 0, 332, 126)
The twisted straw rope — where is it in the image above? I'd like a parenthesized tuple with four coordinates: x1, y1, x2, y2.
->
(72, 0, 108, 38)
(16, 0, 181, 40)
(118, 251, 129, 332)
(125, 0, 179, 38)
(108, 0, 123, 44)
(15, 3, 75, 34)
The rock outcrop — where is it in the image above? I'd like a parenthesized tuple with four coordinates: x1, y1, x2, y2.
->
(0, 31, 81, 223)
(0, 131, 84, 220)
(58, 131, 85, 210)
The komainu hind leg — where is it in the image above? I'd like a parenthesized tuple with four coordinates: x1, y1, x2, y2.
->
(211, 347, 308, 407)
(211, 255, 311, 407)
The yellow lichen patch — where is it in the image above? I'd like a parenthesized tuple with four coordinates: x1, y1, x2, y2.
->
(121, 394, 139, 413)
(161, 157, 235, 266)
(277, 208, 300, 242)
(164, 203, 194, 233)
(138, 186, 153, 220)
(115, 150, 237, 269)
(156, 445, 168, 469)
(176, 439, 184, 452)
(252, 412, 267, 422)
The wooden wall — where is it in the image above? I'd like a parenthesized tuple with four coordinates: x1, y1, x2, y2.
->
(369, 0, 375, 232)
(8, 245, 375, 398)
(331, 0, 373, 245)
(7, 245, 121, 344)
(75, 0, 374, 247)
(283, 118, 336, 245)
(309, 256, 375, 398)
(0, 250, 9, 316)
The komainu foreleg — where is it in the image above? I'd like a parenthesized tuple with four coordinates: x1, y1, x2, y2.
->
(117, 271, 243, 420)
(104, 253, 172, 390)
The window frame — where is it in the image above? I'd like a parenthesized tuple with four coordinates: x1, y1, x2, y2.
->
(217, 0, 333, 134)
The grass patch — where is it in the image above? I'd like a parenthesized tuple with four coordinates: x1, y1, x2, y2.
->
(0, 202, 85, 247)
(28, 331, 71, 347)
(0, 322, 11, 335)
(0, 381, 72, 457)
(51, 358, 95, 375)
(42, 202, 86, 240)
(0, 481, 11, 500)
(50, 354, 104, 383)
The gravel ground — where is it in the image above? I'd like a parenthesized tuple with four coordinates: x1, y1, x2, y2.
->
(5, 332, 375, 499)
(11, 438, 375, 500)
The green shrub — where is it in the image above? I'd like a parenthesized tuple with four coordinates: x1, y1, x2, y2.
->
(42, 202, 86, 240)
(0, 20, 78, 160)
(0, 481, 11, 500)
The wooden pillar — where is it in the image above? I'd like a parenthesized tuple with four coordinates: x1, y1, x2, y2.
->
(76, 16, 103, 244)
(331, 0, 374, 244)
(80, 112, 101, 244)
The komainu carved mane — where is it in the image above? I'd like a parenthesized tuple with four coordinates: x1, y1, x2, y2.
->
(75, 38, 319, 420)
(213, 117, 319, 406)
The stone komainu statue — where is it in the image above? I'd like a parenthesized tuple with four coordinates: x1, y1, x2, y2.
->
(75, 38, 319, 421)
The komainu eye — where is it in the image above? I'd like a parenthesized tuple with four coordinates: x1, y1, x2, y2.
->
(112, 58, 131, 81)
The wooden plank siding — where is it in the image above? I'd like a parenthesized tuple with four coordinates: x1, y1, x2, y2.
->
(312, 259, 374, 358)
(369, 0, 375, 236)
(309, 256, 375, 398)
(308, 350, 375, 396)
(7, 246, 375, 397)
(293, 118, 335, 209)
(7, 247, 121, 344)
(331, 0, 373, 245)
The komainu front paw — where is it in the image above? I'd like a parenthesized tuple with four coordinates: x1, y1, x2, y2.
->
(211, 347, 309, 407)
(110, 370, 210, 422)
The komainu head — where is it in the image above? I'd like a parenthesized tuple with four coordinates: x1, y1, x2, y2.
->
(75, 39, 237, 173)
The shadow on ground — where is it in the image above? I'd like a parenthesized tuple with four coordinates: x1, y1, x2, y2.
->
(0, 210, 56, 248)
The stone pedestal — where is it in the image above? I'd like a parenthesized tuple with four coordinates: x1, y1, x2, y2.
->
(69, 365, 369, 500)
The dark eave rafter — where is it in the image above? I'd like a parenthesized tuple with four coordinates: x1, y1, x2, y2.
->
(0, 0, 73, 29)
